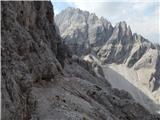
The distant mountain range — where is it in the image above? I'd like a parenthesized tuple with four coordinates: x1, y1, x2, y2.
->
(55, 7, 160, 112)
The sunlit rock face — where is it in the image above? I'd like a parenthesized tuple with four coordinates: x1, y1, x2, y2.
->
(1, 1, 160, 120)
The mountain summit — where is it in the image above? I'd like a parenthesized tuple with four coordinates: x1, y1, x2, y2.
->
(55, 7, 113, 56)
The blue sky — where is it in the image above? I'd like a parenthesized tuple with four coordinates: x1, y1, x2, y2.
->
(51, 0, 160, 44)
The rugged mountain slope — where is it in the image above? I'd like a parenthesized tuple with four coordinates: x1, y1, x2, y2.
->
(98, 21, 133, 64)
(55, 7, 160, 113)
(98, 26, 160, 93)
(2, 1, 160, 120)
(55, 7, 160, 92)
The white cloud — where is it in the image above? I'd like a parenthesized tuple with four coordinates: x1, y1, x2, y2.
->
(127, 3, 160, 43)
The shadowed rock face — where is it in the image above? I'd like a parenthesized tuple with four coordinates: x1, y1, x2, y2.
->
(1, 1, 63, 120)
(2, 1, 160, 120)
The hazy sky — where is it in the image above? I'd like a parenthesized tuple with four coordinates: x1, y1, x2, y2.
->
(51, 0, 160, 44)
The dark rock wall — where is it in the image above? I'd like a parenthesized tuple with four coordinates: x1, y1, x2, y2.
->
(1, 1, 62, 119)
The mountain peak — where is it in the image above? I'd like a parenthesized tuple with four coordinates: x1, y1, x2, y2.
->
(119, 21, 127, 26)
(62, 7, 90, 15)
(115, 21, 128, 33)
(64, 7, 80, 11)
(55, 7, 114, 56)
(115, 21, 127, 28)
(133, 33, 147, 43)
(127, 25, 132, 36)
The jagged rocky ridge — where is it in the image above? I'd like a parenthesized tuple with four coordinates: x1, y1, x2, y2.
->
(1, 1, 160, 120)
(55, 8, 160, 98)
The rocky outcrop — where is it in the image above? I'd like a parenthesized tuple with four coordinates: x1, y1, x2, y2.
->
(98, 21, 133, 64)
(1, 1, 64, 119)
(2, 1, 160, 120)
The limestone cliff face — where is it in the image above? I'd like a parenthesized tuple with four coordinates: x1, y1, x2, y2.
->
(2, 1, 160, 120)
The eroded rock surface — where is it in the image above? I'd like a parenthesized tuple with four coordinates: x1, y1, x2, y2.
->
(2, 1, 160, 120)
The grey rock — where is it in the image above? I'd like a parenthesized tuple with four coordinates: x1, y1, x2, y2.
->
(2, 1, 62, 120)
(98, 21, 133, 64)
(56, 6, 160, 111)
(2, 1, 160, 120)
